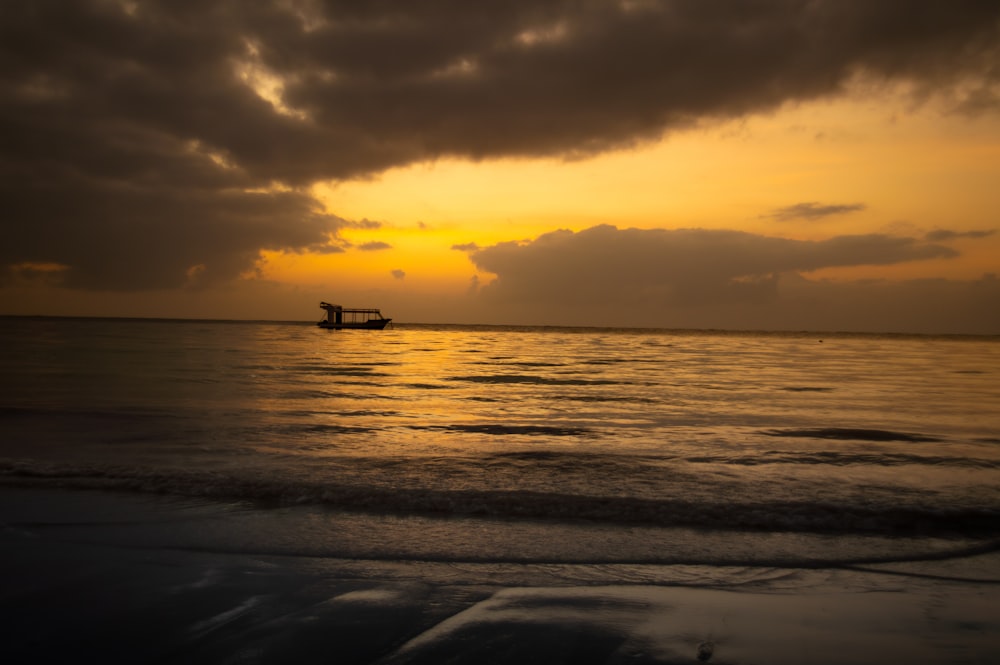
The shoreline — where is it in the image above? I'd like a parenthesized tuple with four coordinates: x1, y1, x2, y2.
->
(3, 487, 999, 664)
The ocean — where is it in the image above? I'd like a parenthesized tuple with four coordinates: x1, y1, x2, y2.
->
(2, 316, 999, 663)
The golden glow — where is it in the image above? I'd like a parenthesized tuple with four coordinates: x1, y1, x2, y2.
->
(234, 40, 308, 120)
(10, 261, 68, 272)
(267, 89, 1000, 291)
(515, 21, 570, 47)
(186, 139, 239, 171)
(7, 261, 70, 285)
(257, 223, 476, 293)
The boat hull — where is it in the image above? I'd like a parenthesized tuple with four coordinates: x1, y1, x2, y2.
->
(317, 319, 391, 330)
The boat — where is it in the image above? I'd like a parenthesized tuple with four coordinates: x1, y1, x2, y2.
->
(317, 301, 392, 330)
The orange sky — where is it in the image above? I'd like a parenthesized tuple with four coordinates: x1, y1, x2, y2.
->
(261, 89, 1000, 295)
(2, 2, 998, 332)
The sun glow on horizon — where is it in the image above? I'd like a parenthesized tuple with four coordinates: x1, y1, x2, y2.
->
(4, 2, 999, 333)
(285, 91, 1000, 290)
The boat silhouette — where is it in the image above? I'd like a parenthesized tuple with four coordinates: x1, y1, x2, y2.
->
(317, 301, 392, 330)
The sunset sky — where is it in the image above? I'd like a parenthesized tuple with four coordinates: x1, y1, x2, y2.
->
(2, 0, 999, 332)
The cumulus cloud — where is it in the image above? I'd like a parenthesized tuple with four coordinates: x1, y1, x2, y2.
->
(469, 225, 957, 306)
(1, 1, 998, 291)
(462, 226, 996, 332)
(765, 202, 868, 222)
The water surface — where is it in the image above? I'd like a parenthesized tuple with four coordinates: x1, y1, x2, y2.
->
(2, 317, 998, 574)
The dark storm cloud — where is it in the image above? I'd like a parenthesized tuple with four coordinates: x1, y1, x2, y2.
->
(469, 225, 957, 305)
(765, 202, 868, 222)
(3, 179, 342, 289)
(2, 0, 998, 290)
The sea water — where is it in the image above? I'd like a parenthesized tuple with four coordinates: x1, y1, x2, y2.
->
(1, 316, 998, 582)
(3, 316, 1000, 663)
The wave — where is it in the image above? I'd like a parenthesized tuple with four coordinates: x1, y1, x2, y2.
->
(546, 394, 661, 403)
(475, 360, 566, 368)
(408, 424, 591, 436)
(762, 428, 941, 442)
(447, 374, 624, 386)
(779, 386, 834, 392)
(3, 459, 997, 538)
(685, 451, 1000, 469)
(290, 365, 393, 377)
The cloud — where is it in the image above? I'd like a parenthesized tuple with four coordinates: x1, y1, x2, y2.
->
(5, 262, 69, 287)
(469, 225, 957, 306)
(358, 241, 393, 251)
(765, 202, 867, 222)
(1, 1, 998, 291)
(1, 182, 347, 289)
(391, 269, 406, 280)
(458, 226, 995, 333)
(349, 219, 383, 230)
(452, 242, 481, 252)
(924, 229, 997, 241)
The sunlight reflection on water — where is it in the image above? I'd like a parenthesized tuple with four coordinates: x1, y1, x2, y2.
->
(1, 318, 998, 539)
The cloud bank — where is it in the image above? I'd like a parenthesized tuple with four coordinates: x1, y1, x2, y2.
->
(460, 225, 999, 333)
(470, 224, 956, 304)
(2, 0, 998, 292)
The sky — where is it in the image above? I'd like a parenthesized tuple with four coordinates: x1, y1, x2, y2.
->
(2, 0, 999, 333)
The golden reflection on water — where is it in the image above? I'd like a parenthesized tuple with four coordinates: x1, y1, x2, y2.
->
(206, 325, 996, 516)
(3, 318, 998, 529)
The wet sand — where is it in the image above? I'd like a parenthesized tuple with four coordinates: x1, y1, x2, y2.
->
(2, 487, 998, 664)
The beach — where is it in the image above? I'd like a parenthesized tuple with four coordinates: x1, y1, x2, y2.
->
(4, 486, 998, 665)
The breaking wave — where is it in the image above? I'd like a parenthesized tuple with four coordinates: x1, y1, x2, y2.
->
(3, 459, 998, 538)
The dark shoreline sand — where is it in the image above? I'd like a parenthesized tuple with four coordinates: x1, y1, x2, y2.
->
(2, 487, 998, 664)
